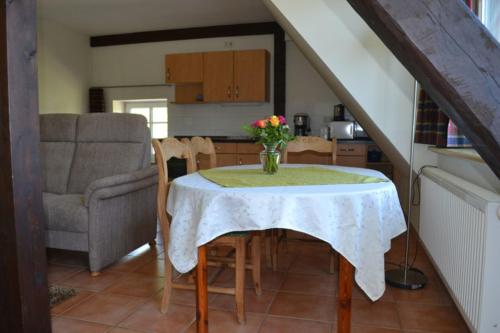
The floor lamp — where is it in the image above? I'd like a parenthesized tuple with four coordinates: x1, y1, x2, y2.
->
(385, 80, 427, 290)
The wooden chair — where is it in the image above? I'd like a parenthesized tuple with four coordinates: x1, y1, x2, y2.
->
(276, 136, 338, 273)
(153, 137, 261, 324)
(282, 136, 337, 165)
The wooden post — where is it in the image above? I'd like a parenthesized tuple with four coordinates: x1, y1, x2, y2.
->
(195, 245, 208, 333)
(337, 255, 354, 333)
(0, 0, 51, 332)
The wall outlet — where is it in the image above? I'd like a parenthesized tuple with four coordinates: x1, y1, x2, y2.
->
(224, 41, 233, 48)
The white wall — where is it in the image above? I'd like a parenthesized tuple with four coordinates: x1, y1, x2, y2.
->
(264, 0, 415, 169)
(37, 19, 90, 114)
(91, 35, 342, 136)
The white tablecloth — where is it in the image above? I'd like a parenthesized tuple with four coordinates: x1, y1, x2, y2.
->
(166, 164, 406, 301)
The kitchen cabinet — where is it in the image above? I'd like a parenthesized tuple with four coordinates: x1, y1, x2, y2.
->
(337, 144, 367, 168)
(166, 50, 269, 104)
(204, 50, 269, 103)
(203, 51, 235, 102)
(233, 50, 269, 102)
(165, 53, 203, 84)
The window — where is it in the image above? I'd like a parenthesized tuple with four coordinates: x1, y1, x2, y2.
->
(480, 0, 500, 41)
(124, 101, 168, 139)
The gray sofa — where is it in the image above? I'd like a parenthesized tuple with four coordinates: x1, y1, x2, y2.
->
(40, 113, 158, 273)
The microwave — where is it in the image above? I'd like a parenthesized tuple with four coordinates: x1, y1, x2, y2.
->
(329, 121, 354, 139)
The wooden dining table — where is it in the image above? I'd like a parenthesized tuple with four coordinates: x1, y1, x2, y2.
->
(166, 164, 407, 333)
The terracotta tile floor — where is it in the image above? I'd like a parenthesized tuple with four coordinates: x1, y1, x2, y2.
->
(48, 234, 471, 333)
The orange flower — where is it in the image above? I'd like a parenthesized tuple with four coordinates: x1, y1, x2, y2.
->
(257, 120, 267, 128)
(269, 115, 280, 127)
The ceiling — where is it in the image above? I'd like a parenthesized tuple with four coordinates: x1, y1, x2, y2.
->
(37, 0, 274, 36)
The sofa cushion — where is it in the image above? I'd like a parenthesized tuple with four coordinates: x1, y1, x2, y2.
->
(43, 193, 88, 233)
(39, 114, 79, 194)
(66, 113, 150, 194)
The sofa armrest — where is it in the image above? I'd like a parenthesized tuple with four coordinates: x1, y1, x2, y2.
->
(84, 165, 158, 207)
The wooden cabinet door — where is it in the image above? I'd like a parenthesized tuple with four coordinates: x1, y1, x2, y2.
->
(234, 50, 269, 102)
(203, 51, 234, 102)
(239, 154, 260, 165)
(337, 156, 366, 168)
(216, 154, 238, 167)
(165, 53, 203, 83)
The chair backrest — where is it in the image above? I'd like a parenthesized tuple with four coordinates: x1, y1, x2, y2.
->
(181, 136, 217, 170)
(152, 138, 196, 235)
(282, 136, 337, 164)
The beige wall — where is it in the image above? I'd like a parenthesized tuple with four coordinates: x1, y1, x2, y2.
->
(91, 35, 342, 136)
(37, 19, 90, 114)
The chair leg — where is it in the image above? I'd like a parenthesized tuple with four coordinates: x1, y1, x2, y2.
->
(235, 238, 246, 324)
(265, 230, 272, 268)
(160, 256, 173, 314)
(251, 234, 262, 296)
(271, 230, 278, 272)
(329, 250, 337, 274)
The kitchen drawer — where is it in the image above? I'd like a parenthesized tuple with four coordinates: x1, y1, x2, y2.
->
(238, 154, 260, 165)
(237, 142, 261, 154)
(216, 154, 238, 167)
(337, 155, 366, 168)
(287, 152, 331, 165)
(213, 142, 237, 154)
(337, 144, 367, 156)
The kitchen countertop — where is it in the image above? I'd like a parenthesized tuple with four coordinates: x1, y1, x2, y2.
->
(175, 135, 374, 144)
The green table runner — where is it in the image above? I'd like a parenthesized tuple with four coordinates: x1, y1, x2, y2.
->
(198, 167, 387, 188)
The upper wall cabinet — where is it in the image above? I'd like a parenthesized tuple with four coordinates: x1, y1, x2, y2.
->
(165, 50, 269, 103)
(203, 51, 235, 102)
(165, 53, 203, 83)
(233, 50, 269, 102)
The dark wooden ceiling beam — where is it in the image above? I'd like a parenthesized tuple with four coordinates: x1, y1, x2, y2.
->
(90, 22, 282, 47)
(0, 0, 50, 331)
(346, 0, 500, 177)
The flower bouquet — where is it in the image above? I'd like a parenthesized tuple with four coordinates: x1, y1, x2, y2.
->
(244, 115, 294, 174)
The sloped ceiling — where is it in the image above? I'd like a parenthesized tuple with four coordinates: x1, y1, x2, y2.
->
(37, 0, 274, 35)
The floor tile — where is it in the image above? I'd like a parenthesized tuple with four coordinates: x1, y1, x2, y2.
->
(61, 270, 124, 292)
(210, 289, 276, 314)
(51, 290, 95, 315)
(184, 309, 265, 333)
(118, 301, 195, 333)
(105, 273, 164, 298)
(269, 292, 336, 322)
(392, 278, 451, 306)
(212, 267, 286, 291)
(353, 284, 395, 303)
(62, 293, 146, 325)
(281, 273, 337, 295)
(48, 264, 85, 285)
(260, 316, 330, 333)
(351, 298, 400, 329)
(108, 253, 158, 273)
(135, 259, 165, 277)
(288, 253, 333, 275)
(107, 328, 145, 333)
(398, 303, 469, 332)
(51, 317, 109, 333)
(162, 288, 217, 307)
(332, 323, 402, 333)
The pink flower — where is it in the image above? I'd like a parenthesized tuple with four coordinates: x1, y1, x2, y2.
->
(278, 115, 286, 125)
(251, 120, 259, 128)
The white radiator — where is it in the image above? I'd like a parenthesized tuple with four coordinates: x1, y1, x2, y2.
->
(420, 168, 500, 333)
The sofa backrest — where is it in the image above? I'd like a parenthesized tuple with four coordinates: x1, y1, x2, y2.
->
(66, 113, 150, 194)
(40, 113, 151, 194)
(40, 114, 79, 194)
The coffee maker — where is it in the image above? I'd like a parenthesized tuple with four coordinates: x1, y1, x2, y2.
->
(293, 113, 310, 136)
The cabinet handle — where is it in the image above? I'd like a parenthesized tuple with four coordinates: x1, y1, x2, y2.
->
(166, 68, 170, 80)
(348, 148, 355, 152)
(227, 86, 231, 98)
(235, 86, 239, 98)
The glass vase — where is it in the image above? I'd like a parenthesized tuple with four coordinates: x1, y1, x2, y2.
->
(260, 143, 281, 174)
